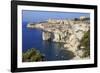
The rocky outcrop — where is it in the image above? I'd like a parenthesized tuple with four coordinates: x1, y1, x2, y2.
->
(42, 31, 52, 41)
(27, 16, 90, 59)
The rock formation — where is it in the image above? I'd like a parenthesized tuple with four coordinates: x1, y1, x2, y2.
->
(27, 16, 90, 59)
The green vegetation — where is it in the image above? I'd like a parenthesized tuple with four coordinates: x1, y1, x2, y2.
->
(22, 48, 45, 62)
(79, 30, 90, 58)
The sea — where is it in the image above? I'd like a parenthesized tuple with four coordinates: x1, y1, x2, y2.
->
(22, 22, 75, 61)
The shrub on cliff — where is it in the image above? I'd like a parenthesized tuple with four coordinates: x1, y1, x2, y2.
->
(22, 48, 45, 62)
(79, 30, 90, 58)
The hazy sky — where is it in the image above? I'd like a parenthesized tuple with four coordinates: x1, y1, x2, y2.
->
(22, 10, 90, 23)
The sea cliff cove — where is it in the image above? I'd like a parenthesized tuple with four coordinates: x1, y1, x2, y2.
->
(22, 16, 90, 62)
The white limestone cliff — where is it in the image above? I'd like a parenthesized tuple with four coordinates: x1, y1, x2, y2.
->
(27, 16, 90, 59)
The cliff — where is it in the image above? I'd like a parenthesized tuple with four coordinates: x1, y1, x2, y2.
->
(27, 16, 90, 59)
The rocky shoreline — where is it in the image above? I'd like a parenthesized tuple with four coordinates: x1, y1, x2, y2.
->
(27, 16, 90, 59)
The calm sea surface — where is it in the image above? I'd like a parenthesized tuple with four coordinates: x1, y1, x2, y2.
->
(22, 22, 74, 61)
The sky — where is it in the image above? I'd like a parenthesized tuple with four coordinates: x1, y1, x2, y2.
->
(22, 10, 90, 23)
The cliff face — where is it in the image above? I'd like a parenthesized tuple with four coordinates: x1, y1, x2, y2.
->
(42, 31, 52, 41)
(27, 17, 90, 59)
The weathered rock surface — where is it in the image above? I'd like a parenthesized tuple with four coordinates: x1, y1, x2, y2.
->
(27, 16, 90, 59)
